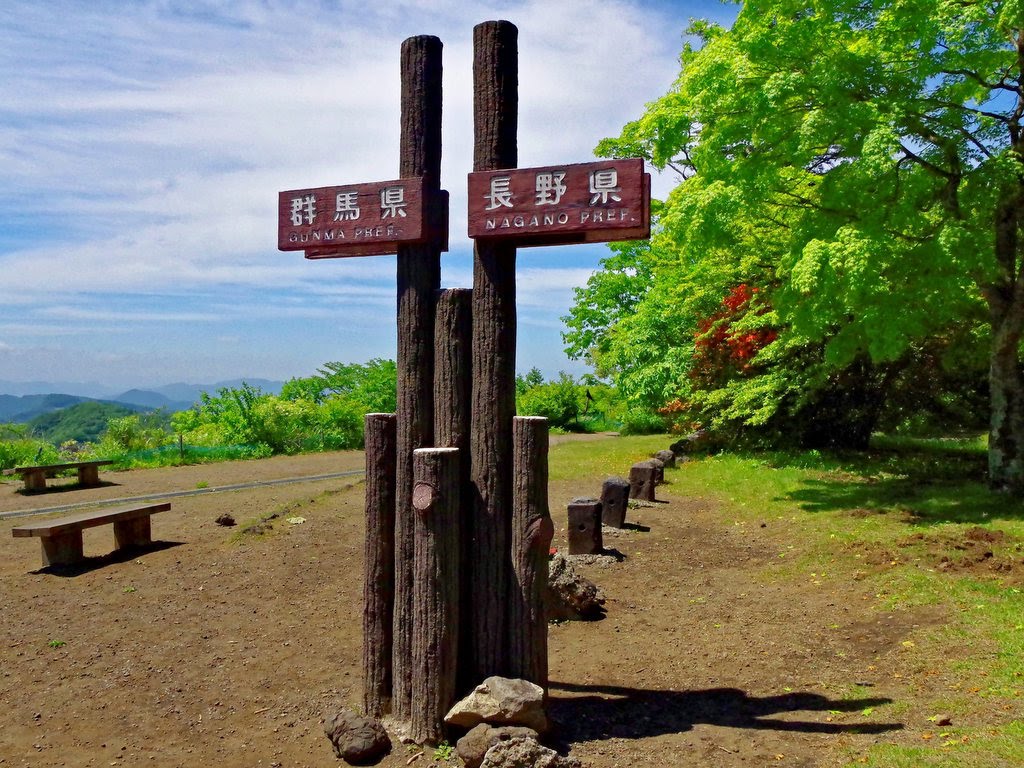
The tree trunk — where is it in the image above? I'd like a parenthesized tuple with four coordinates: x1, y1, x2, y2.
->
(985, 164, 1024, 493)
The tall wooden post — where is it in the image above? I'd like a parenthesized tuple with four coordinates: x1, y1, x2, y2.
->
(469, 19, 518, 684)
(434, 288, 475, 695)
(393, 35, 443, 725)
(362, 413, 397, 719)
(410, 447, 461, 745)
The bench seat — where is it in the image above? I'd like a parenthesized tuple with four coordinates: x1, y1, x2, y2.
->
(12, 502, 170, 567)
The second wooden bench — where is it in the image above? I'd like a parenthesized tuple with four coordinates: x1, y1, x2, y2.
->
(12, 502, 171, 567)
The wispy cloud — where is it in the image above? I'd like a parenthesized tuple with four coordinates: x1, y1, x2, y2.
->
(0, 0, 731, 385)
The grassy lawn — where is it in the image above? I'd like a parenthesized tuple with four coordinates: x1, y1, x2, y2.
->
(560, 434, 1024, 767)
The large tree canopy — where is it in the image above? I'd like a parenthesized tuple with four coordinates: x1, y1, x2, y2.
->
(567, 0, 1022, 485)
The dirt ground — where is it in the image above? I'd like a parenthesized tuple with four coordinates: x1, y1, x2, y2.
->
(0, 441, 951, 768)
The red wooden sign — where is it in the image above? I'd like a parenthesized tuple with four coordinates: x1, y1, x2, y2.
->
(279, 177, 437, 258)
(467, 158, 650, 246)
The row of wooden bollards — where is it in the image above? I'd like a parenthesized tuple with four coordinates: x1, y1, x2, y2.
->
(565, 449, 678, 556)
(361, 364, 552, 743)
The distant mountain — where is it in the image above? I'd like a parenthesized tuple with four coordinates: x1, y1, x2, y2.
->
(150, 378, 284, 403)
(0, 380, 109, 398)
(0, 393, 91, 422)
(112, 389, 194, 412)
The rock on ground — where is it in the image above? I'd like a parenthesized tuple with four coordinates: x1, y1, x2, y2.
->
(456, 724, 540, 768)
(481, 736, 581, 768)
(545, 552, 606, 620)
(323, 709, 391, 765)
(445, 677, 550, 733)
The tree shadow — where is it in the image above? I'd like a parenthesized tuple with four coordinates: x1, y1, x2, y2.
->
(547, 681, 901, 746)
(783, 474, 1024, 526)
(30, 540, 184, 577)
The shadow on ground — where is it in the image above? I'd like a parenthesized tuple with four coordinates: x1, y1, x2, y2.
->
(17, 480, 120, 496)
(548, 681, 901, 744)
(30, 540, 185, 577)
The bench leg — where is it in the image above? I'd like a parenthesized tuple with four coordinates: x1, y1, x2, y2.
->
(113, 516, 152, 550)
(78, 465, 101, 486)
(23, 470, 47, 492)
(41, 533, 84, 567)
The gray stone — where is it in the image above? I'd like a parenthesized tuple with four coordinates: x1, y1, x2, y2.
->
(544, 552, 605, 620)
(323, 709, 391, 764)
(457, 724, 540, 768)
(444, 676, 549, 733)
(481, 736, 581, 768)
(649, 458, 665, 485)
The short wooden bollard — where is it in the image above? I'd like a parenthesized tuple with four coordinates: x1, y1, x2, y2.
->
(600, 477, 630, 528)
(411, 447, 460, 745)
(363, 413, 397, 720)
(650, 458, 665, 485)
(567, 497, 602, 555)
(629, 461, 658, 502)
(654, 449, 676, 469)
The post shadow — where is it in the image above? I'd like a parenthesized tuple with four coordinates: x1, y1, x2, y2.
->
(546, 680, 902, 746)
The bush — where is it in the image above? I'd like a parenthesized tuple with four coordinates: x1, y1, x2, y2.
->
(619, 408, 668, 435)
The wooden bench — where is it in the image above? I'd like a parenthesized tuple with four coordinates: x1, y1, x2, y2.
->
(12, 502, 170, 567)
(2, 459, 115, 491)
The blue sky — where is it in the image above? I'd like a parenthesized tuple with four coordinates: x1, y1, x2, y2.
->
(0, 0, 737, 391)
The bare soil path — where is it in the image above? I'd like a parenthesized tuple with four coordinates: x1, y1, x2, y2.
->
(0, 442, 931, 767)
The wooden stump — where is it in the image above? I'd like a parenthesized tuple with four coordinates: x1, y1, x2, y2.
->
(600, 477, 630, 529)
(567, 497, 602, 555)
(629, 461, 658, 502)
(363, 413, 397, 720)
(509, 416, 552, 690)
(411, 448, 460, 745)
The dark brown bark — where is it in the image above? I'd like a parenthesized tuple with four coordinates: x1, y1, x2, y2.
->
(433, 288, 475, 695)
(985, 151, 1024, 493)
(468, 20, 519, 684)
(394, 34, 443, 723)
(362, 413, 397, 719)
(508, 416, 552, 690)
(410, 448, 460, 745)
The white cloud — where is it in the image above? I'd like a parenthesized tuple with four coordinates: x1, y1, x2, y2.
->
(0, 0, 727, 385)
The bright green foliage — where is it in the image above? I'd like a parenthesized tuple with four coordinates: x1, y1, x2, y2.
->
(516, 372, 582, 428)
(173, 361, 395, 455)
(28, 401, 141, 444)
(0, 423, 59, 471)
(570, 0, 1021, 463)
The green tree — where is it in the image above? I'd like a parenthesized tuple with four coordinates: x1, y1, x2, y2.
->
(584, 0, 1022, 486)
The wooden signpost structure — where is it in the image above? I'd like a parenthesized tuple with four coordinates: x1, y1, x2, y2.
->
(278, 20, 649, 746)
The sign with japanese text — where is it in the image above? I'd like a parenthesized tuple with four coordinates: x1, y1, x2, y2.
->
(278, 177, 436, 258)
(467, 158, 650, 246)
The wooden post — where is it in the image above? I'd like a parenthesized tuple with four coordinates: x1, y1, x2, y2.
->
(509, 416, 552, 690)
(411, 447, 460, 745)
(363, 413, 397, 719)
(469, 18, 518, 684)
(394, 34, 443, 725)
(434, 288, 475, 695)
